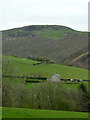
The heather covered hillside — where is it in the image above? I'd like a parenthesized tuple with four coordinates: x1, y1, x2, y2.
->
(2, 25, 88, 68)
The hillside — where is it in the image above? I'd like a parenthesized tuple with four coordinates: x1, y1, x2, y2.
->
(2, 25, 88, 68)
(3, 55, 88, 80)
(72, 52, 89, 69)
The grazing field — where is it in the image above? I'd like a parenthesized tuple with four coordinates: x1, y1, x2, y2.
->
(3, 55, 88, 80)
(2, 107, 88, 118)
(3, 55, 40, 64)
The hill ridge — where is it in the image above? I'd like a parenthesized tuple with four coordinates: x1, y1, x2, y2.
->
(2, 25, 81, 32)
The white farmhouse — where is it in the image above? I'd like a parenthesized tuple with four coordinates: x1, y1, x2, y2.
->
(47, 73, 61, 82)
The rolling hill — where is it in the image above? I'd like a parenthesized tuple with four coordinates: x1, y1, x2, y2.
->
(2, 25, 88, 68)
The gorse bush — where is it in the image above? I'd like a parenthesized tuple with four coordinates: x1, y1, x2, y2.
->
(2, 79, 89, 112)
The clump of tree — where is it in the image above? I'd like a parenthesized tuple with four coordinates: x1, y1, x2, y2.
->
(78, 82, 90, 112)
(27, 56, 54, 64)
(2, 80, 29, 108)
(2, 79, 89, 112)
(28, 81, 80, 111)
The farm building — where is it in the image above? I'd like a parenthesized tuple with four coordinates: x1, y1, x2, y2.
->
(47, 73, 60, 82)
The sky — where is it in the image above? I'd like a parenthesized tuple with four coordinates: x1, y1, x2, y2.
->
(0, 0, 89, 31)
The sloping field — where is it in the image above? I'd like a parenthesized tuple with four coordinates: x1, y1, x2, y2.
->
(3, 55, 40, 64)
(3, 55, 88, 80)
(2, 107, 88, 118)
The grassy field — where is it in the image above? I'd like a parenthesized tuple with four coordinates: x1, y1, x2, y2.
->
(2, 107, 88, 118)
(3, 55, 88, 80)
(3, 55, 40, 64)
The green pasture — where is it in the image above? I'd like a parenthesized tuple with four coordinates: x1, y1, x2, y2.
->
(3, 55, 88, 80)
(3, 77, 39, 88)
(2, 107, 88, 118)
(3, 77, 89, 90)
(64, 81, 88, 90)
(3, 55, 40, 64)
